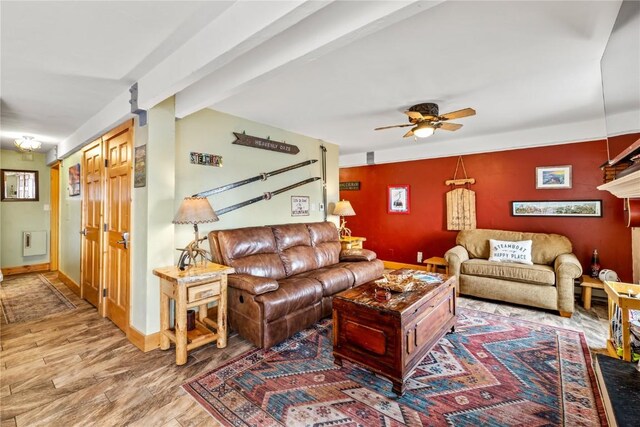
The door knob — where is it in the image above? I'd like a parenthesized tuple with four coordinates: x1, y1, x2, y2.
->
(117, 232, 130, 249)
(80, 229, 88, 236)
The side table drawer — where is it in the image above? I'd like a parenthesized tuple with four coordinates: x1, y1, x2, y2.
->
(188, 281, 220, 303)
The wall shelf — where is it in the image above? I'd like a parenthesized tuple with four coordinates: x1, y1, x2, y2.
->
(597, 168, 640, 198)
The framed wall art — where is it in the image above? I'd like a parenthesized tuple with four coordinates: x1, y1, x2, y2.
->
(291, 196, 310, 216)
(388, 185, 410, 214)
(511, 200, 602, 217)
(68, 163, 80, 197)
(536, 165, 572, 189)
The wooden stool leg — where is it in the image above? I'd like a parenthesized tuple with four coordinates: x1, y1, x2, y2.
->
(583, 287, 593, 311)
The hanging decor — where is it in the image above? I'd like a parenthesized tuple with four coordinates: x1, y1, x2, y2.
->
(232, 132, 300, 155)
(190, 151, 223, 167)
(446, 156, 476, 230)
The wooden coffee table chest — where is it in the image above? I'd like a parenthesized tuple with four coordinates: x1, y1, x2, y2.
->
(332, 272, 456, 395)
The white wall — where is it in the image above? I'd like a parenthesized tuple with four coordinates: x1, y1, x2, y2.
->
(0, 150, 51, 268)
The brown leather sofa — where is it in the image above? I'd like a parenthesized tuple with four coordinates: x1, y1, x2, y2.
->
(208, 221, 384, 348)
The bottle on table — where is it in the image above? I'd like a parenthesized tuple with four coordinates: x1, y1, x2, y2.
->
(590, 249, 600, 278)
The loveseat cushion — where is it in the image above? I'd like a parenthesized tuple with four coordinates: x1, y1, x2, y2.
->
(255, 277, 322, 321)
(297, 267, 354, 296)
(272, 224, 319, 276)
(307, 222, 341, 267)
(217, 226, 287, 279)
(461, 259, 555, 286)
(457, 229, 572, 265)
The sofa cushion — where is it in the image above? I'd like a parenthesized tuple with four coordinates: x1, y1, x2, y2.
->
(457, 229, 572, 265)
(272, 224, 319, 276)
(338, 259, 384, 286)
(489, 239, 533, 265)
(297, 267, 354, 296)
(461, 259, 555, 286)
(217, 226, 287, 279)
(307, 222, 341, 267)
(255, 277, 322, 321)
(340, 249, 377, 262)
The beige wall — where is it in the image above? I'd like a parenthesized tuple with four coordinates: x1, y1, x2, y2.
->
(0, 150, 51, 268)
(58, 151, 83, 284)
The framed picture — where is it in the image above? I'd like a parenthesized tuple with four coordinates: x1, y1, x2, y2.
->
(388, 185, 410, 214)
(536, 165, 572, 189)
(68, 163, 80, 197)
(511, 200, 602, 217)
(291, 196, 310, 216)
(134, 145, 146, 188)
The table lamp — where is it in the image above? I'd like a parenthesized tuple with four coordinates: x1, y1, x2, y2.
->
(173, 196, 219, 269)
(333, 200, 356, 238)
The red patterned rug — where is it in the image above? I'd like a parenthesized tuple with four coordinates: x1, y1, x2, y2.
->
(183, 308, 606, 426)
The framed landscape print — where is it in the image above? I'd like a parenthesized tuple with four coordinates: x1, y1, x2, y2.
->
(388, 185, 410, 214)
(511, 200, 602, 217)
(536, 165, 572, 189)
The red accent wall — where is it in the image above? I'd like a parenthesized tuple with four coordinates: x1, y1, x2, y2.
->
(339, 138, 634, 282)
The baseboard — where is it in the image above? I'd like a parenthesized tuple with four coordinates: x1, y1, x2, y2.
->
(127, 326, 160, 352)
(1, 262, 50, 276)
(382, 260, 431, 271)
(57, 270, 81, 297)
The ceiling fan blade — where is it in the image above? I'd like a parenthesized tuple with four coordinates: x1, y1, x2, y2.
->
(440, 108, 476, 120)
(440, 122, 463, 131)
(374, 123, 415, 130)
(404, 111, 423, 120)
(403, 129, 415, 138)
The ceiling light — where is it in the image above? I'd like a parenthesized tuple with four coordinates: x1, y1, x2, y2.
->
(14, 136, 42, 152)
(413, 122, 435, 138)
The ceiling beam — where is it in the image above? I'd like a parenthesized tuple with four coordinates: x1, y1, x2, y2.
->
(174, 0, 441, 119)
(137, 0, 332, 111)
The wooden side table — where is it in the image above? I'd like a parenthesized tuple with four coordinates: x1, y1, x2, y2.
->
(580, 275, 604, 310)
(604, 280, 640, 361)
(423, 257, 449, 275)
(340, 236, 366, 250)
(153, 262, 235, 365)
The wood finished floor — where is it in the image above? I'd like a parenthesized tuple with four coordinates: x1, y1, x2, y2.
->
(1, 272, 609, 427)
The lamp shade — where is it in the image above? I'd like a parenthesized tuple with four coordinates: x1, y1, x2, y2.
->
(173, 197, 219, 224)
(413, 122, 435, 138)
(333, 200, 356, 216)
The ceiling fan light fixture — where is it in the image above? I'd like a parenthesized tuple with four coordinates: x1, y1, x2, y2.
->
(14, 136, 42, 152)
(413, 122, 435, 138)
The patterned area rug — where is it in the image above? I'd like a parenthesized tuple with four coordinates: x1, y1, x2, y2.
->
(0, 273, 75, 324)
(184, 309, 606, 426)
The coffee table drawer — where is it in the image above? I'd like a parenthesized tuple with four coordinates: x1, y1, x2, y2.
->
(414, 291, 454, 350)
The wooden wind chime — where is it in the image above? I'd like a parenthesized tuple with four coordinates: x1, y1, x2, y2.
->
(446, 156, 477, 230)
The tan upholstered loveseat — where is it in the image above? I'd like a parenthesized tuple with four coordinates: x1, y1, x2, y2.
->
(444, 229, 582, 317)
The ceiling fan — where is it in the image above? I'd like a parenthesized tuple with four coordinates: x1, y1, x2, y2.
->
(374, 103, 476, 138)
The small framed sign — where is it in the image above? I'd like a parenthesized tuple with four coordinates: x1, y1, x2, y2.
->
(340, 181, 361, 191)
(68, 163, 80, 197)
(291, 196, 310, 216)
(134, 145, 146, 188)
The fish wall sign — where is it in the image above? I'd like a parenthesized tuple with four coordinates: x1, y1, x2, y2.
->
(232, 132, 300, 155)
(190, 152, 223, 167)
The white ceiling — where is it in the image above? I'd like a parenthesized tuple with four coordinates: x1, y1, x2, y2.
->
(1, 1, 636, 166)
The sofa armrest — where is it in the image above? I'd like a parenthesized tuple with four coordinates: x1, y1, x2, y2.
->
(445, 245, 470, 278)
(228, 274, 279, 296)
(340, 249, 377, 262)
(554, 253, 582, 314)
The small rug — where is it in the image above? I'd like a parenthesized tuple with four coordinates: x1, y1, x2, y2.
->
(1, 273, 75, 324)
(184, 309, 606, 426)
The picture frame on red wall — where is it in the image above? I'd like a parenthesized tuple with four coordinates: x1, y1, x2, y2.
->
(388, 185, 410, 214)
